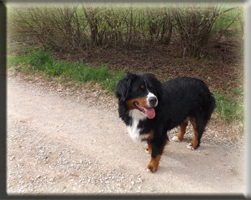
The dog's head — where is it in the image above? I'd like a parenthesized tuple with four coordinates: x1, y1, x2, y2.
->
(116, 72, 162, 119)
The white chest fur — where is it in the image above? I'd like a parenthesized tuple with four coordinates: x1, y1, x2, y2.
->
(127, 109, 149, 142)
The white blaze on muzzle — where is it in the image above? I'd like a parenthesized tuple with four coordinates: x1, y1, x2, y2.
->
(143, 79, 158, 108)
(147, 92, 158, 107)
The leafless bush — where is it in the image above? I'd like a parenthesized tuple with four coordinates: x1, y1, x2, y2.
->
(172, 5, 242, 59)
(172, 6, 222, 59)
(10, 5, 175, 51)
(145, 7, 173, 45)
(9, 4, 242, 59)
(10, 6, 90, 54)
(82, 6, 125, 47)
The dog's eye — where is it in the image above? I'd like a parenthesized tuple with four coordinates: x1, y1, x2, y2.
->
(149, 84, 154, 89)
(137, 85, 144, 92)
(149, 85, 154, 91)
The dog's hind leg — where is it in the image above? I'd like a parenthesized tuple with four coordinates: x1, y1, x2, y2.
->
(172, 119, 188, 142)
(187, 117, 205, 150)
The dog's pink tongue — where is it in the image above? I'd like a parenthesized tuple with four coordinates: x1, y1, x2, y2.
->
(143, 107, 156, 119)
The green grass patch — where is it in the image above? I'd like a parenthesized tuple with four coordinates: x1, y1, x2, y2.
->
(8, 49, 125, 95)
(213, 90, 244, 123)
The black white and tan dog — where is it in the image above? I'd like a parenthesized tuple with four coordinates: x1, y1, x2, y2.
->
(116, 72, 216, 173)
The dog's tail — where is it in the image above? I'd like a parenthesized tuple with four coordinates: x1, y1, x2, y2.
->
(201, 90, 216, 122)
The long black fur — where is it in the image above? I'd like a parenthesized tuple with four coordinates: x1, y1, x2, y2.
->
(116, 72, 216, 159)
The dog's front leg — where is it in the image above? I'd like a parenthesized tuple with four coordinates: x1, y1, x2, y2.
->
(147, 152, 161, 173)
(146, 137, 166, 173)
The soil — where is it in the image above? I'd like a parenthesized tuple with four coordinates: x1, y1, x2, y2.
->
(7, 68, 245, 194)
(57, 36, 244, 96)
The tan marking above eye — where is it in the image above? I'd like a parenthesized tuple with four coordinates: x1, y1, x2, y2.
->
(149, 84, 152, 88)
(140, 85, 144, 89)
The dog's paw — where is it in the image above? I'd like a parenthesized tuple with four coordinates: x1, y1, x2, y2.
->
(186, 143, 195, 150)
(146, 164, 158, 173)
(172, 135, 180, 142)
(145, 148, 151, 154)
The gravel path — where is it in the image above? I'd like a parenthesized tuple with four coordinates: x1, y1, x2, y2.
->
(7, 72, 245, 194)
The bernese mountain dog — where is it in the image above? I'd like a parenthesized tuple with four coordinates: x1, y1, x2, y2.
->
(116, 72, 216, 173)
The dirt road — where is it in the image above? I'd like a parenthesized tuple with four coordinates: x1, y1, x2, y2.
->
(7, 72, 245, 194)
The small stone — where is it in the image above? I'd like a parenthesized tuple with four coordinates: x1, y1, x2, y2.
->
(49, 177, 55, 182)
(10, 156, 15, 161)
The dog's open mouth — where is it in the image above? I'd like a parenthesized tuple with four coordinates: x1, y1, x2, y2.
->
(134, 102, 156, 119)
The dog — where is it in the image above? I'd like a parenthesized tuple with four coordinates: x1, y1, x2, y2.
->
(116, 72, 216, 173)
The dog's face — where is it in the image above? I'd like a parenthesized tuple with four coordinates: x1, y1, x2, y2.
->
(116, 73, 162, 119)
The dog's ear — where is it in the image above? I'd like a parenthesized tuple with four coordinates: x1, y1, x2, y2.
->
(126, 72, 135, 78)
(116, 72, 136, 102)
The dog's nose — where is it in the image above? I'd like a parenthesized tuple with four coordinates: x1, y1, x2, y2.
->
(149, 97, 157, 106)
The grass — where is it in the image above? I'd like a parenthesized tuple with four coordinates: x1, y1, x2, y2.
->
(213, 90, 244, 123)
(8, 49, 126, 95)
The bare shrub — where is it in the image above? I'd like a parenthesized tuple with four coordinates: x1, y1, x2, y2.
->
(10, 5, 175, 51)
(82, 6, 126, 47)
(172, 5, 243, 59)
(172, 5, 222, 59)
(9, 4, 241, 59)
(144, 7, 173, 45)
(10, 6, 90, 54)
